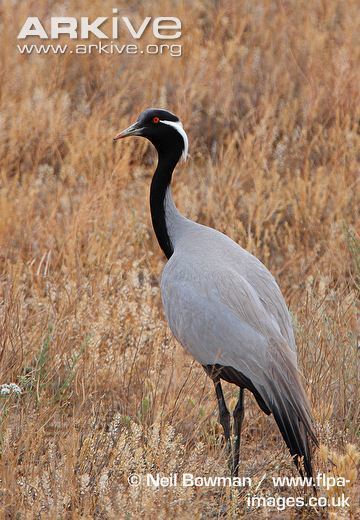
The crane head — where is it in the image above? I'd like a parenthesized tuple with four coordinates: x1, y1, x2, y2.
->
(113, 108, 188, 162)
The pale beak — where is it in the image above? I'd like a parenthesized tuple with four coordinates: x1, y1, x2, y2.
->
(113, 121, 144, 141)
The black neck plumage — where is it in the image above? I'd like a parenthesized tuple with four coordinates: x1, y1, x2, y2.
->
(149, 146, 182, 260)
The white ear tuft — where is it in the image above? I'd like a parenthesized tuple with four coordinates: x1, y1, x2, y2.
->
(160, 120, 189, 162)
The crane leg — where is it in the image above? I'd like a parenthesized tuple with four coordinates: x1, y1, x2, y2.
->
(214, 378, 232, 472)
(233, 388, 245, 477)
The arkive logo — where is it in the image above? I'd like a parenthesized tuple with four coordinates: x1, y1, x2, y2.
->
(17, 9, 182, 57)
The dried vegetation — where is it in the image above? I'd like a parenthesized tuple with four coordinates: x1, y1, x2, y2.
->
(0, 0, 359, 517)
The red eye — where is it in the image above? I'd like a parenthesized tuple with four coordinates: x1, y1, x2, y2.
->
(153, 117, 160, 123)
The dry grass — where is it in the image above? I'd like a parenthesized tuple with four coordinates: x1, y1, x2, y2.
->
(0, 0, 359, 518)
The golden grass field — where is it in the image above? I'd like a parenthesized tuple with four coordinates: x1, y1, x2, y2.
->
(0, 0, 359, 517)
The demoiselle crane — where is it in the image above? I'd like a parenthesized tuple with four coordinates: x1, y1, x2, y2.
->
(114, 108, 318, 478)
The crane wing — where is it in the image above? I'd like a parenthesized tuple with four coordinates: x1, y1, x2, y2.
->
(168, 222, 296, 353)
(161, 260, 294, 391)
(161, 257, 317, 475)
